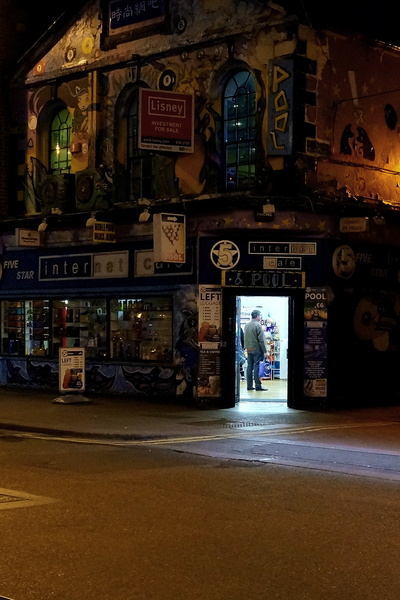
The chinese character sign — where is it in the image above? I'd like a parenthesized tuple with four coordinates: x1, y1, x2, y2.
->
(109, 0, 165, 30)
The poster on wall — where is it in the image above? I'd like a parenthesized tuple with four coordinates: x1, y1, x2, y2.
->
(198, 348, 221, 398)
(59, 348, 86, 392)
(303, 287, 328, 397)
(198, 285, 222, 397)
(198, 285, 222, 348)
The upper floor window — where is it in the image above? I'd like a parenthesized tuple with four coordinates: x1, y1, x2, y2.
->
(127, 90, 154, 200)
(115, 84, 179, 203)
(50, 108, 72, 173)
(223, 70, 257, 189)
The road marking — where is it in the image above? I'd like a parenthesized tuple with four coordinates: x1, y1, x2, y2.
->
(0, 487, 56, 511)
(4, 420, 396, 448)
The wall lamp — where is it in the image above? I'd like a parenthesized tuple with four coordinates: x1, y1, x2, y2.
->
(138, 207, 150, 222)
(86, 212, 97, 227)
(38, 218, 47, 232)
(262, 202, 275, 216)
(138, 198, 151, 223)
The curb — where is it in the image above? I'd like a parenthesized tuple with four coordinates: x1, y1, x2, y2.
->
(0, 422, 165, 442)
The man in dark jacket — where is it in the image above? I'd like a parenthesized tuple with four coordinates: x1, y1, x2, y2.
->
(243, 309, 268, 391)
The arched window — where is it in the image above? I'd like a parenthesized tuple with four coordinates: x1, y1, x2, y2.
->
(115, 85, 177, 203)
(127, 89, 154, 200)
(223, 70, 256, 189)
(49, 107, 72, 173)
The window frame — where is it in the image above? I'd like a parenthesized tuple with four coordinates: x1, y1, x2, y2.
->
(36, 99, 72, 175)
(49, 107, 72, 173)
(222, 70, 257, 191)
(115, 84, 156, 203)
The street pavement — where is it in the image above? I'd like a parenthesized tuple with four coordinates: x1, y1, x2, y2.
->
(1, 387, 400, 480)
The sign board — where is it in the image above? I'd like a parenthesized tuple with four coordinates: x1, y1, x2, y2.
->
(16, 228, 41, 247)
(304, 287, 328, 398)
(135, 247, 193, 276)
(263, 256, 302, 269)
(255, 203, 275, 222)
(153, 213, 186, 263)
(93, 221, 116, 243)
(59, 348, 85, 392)
(222, 270, 305, 288)
(139, 89, 194, 153)
(267, 58, 294, 155)
(339, 217, 369, 232)
(249, 241, 316, 255)
(198, 285, 222, 348)
(38, 250, 128, 281)
(108, 0, 166, 34)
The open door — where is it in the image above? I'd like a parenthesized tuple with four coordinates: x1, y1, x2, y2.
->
(222, 287, 304, 409)
(234, 295, 242, 404)
(238, 295, 288, 403)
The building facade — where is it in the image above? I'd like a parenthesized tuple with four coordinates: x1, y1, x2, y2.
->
(2, 0, 400, 409)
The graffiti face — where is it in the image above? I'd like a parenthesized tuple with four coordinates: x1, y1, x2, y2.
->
(384, 103, 398, 130)
(77, 91, 90, 112)
(332, 245, 356, 279)
(356, 127, 375, 161)
(339, 124, 375, 161)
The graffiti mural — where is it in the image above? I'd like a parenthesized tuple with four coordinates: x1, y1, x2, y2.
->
(174, 285, 199, 398)
(339, 124, 375, 161)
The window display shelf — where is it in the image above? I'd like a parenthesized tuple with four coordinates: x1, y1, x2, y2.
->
(110, 296, 173, 361)
(52, 299, 107, 358)
(1, 296, 174, 362)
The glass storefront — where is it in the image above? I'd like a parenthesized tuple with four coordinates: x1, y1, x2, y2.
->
(1, 295, 173, 362)
(1, 300, 50, 356)
(110, 296, 173, 361)
(52, 299, 107, 359)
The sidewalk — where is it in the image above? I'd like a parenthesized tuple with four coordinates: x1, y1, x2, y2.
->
(0, 388, 299, 440)
(1, 387, 400, 443)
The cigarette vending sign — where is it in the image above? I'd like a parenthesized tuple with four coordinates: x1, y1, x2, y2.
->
(139, 89, 194, 153)
(153, 213, 186, 263)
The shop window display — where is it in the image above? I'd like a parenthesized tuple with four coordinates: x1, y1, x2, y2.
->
(1, 300, 50, 356)
(110, 296, 173, 361)
(52, 299, 107, 359)
(1, 296, 173, 362)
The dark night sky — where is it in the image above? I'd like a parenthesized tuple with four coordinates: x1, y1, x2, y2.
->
(16, 1, 400, 59)
(298, 1, 399, 46)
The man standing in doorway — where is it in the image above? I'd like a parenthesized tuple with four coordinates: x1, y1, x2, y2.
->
(244, 309, 268, 391)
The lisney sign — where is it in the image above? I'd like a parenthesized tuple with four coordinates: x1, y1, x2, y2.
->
(139, 89, 194, 153)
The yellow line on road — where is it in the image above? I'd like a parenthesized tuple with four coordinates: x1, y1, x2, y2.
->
(7, 420, 397, 448)
(119, 420, 395, 446)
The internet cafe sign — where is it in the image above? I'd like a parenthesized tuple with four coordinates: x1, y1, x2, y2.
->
(139, 89, 194, 153)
